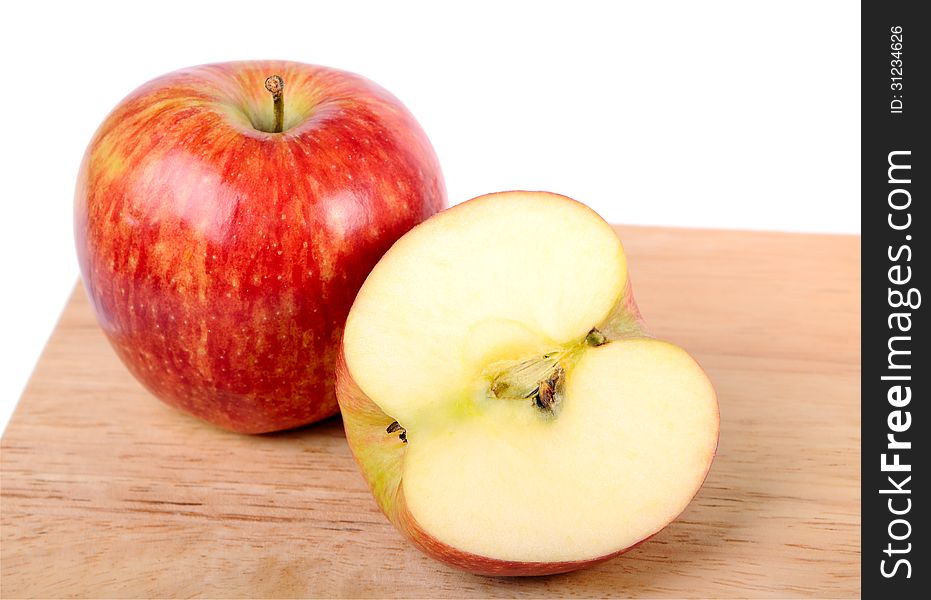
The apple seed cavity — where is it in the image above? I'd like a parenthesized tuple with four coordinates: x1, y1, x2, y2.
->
(488, 353, 567, 416)
(382, 327, 616, 445)
(488, 327, 612, 416)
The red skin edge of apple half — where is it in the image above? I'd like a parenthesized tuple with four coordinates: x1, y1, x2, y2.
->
(336, 343, 721, 577)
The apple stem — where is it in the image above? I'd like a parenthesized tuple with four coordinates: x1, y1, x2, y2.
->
(264, 75, 285, 133)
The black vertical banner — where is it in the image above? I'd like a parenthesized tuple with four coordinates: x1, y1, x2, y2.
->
(862, 0, 927, 596)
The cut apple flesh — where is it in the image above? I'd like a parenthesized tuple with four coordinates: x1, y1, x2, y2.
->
(345, 192, 627, 421)
(340, 191, 718, 569)
(401, 339, 716, 563)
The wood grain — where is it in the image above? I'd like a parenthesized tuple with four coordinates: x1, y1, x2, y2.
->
(0, 226, 861, 598)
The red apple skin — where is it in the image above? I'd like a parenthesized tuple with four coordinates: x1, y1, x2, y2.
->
(75, 61, 446, 433)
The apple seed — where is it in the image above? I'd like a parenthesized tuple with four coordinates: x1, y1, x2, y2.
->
(532, 365, 565, 414)
(386, 420, 408, 443)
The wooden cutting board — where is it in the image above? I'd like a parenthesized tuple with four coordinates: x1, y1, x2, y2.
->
(0, 226, 860, 598)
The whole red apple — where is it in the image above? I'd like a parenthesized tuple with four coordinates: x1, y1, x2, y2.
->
(75, 61, 446, 433)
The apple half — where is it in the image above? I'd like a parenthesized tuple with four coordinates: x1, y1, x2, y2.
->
(336, 191, 718, 575)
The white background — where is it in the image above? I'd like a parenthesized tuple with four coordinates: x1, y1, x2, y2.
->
(0, 1, 860, 434)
